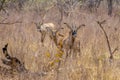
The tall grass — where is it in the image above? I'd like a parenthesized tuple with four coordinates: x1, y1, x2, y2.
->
(0, 0, 120, 80)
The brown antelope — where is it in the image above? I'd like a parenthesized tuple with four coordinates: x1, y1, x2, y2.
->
(2, 43, 26, 73)
(35, 22, 55, 43)
(35, 21, 64, 47)
(63, 23, 85, 59)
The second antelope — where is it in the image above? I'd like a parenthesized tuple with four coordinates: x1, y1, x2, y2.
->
(35, 22, 63, 47)
(63, 23, 85, 59)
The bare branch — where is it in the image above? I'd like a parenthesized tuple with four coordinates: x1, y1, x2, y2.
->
(112, 47, 118, 54)
(97, 20, 114, 60)
(0, 21, 22, 25)
(77, 24, 85, 31)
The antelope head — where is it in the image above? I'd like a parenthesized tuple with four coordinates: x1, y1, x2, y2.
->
(64, 23, 85, 38)
(35, 22, 43, 32)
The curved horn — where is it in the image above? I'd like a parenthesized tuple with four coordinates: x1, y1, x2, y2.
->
(77, 24, 85, 31)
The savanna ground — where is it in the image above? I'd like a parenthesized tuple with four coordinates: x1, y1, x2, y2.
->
(0, 0, 120, 80)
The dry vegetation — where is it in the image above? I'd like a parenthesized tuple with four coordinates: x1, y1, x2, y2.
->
(0, 0, 120, 80)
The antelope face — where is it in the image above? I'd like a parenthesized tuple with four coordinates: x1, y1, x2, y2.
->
(71, 26, 78, 38)
(71, 24, 85, 38)
(35, 22, 43, 32)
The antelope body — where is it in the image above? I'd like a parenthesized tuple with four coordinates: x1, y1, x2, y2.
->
(35, 22, 56, 43)
(63, 23, 85, 58)
(37, 23, 55, 32)
(36, 22, 63, 47)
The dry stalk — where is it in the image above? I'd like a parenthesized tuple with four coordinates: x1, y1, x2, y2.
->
(97, 20, 118, 60)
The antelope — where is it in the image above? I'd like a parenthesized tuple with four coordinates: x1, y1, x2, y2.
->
(2, 43, 26, 73)
(35, 21, 64, 47)
(63, 23, 85, 59)
(35, 22, 55, 43)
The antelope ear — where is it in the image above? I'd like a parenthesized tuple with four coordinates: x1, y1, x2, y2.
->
(64, 23, 72, 30)
(77, 24, 85, 31)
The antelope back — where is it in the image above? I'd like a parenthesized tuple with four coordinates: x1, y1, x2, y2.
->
(41, 23, 55, 31)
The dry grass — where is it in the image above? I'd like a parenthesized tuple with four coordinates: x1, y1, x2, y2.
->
(0, 1, 120, 80)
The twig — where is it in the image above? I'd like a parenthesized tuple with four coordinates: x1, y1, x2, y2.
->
(97, 20, 115, 60)
(112, 47, 118, 54)
(0, 21, 22, 25)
